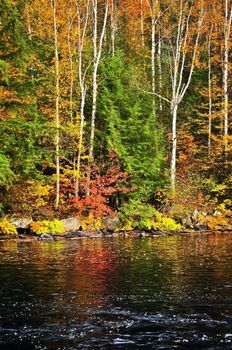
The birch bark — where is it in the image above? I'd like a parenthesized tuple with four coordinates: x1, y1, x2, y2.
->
(158, 28, 162, 111)
(86, 0, 109, 196)
(223, 0, 232, 152)
(208, 26, 213, 154)
(111, 0, 116, 56)
(51, 0, 60, 209)
(143, 0, 203, 191)
(67, 5, 78, 123)
(168, 1, 203, 191)
(140, 0, 145, 50)
(75, 0, 90, 197)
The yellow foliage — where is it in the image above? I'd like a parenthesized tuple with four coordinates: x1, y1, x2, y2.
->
(26, 180, 52, 208)
(62, 168, 80, 179)
(212, 183, 227, 193)
(0, 219, 17, 235)
(217, 201, 231, 215)
(64, 122, 80, 138)
(152, 217, 182, 231)
(116, 220, 134, 232)
(82, 214, 103, 231)
(30, 220, 64, 235)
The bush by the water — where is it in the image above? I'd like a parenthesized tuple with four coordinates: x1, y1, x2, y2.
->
(30, 219, 64, 235)
(81, 214, 103, 231)
(0, 219, 18, 235)
(118, 201, 181, 232)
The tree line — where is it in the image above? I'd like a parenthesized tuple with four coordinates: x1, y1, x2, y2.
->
(0, 0, 231, 228)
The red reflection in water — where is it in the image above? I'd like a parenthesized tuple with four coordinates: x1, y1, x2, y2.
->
(66, 240, 119, 307)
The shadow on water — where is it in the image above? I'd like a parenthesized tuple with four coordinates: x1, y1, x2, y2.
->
(1, 234, 232, 349)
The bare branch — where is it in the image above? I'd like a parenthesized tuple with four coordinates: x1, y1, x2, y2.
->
(179, 7, 204, 102)
(133, 84, 171, 104)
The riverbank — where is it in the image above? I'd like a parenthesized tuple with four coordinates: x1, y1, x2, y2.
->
(1, 228, 231, 242)
(1, 209, 232, 241)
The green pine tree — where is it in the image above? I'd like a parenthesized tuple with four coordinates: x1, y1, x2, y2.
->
(99, 53, 165, 201)
(0, 0, 51, 182)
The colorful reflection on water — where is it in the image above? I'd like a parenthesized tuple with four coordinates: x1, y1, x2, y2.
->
(1, 234, 232, 349)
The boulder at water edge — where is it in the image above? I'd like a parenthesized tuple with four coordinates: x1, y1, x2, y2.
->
(102, 216, 120, 232)
(40, 234, 54, 240)
(8, 215, 33, 229)
(61, 217, 82, 232)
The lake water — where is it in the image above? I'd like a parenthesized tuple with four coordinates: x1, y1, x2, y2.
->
(1, 234, 232, 349)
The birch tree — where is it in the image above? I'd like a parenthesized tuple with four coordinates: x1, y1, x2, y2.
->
(222, 0, 232, 152)
(207, 24, 213, 154)
(67, 1, 78, 123)
(157, 28, 163, 111)
(51, 0, 60, 209)
(86, 0, 109, 195)
(110, 0, 117, 55)
(147, 0, 160, 108)
(140, 0, 145, 49)
(165, 0, 204, 191)
(147, 0, 168, 112)
(142, 0, 204, 191)
(75, 0, 90, 197)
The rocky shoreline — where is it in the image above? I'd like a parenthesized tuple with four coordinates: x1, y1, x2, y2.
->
(1, 228, 231, 242)
(1, 210, 232, 241)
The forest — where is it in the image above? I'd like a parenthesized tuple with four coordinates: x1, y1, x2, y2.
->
(0, 0, 232, 234)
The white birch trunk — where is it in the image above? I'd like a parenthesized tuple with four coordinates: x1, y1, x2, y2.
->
(149, 0, 161, 112)
(51, 0, 60, 209)
(75, 88, 86, 196)
(140, 0, 145, 50)
(171, 103, 178, 190)
(25, 6, 34, 82)
(158, 29, 162, 111)
(67, 8, 75, 123)
(75, 0, 90, 197)
(223, 0, 232, 152)
(168, 2, 204, 192)
(111, 0, 116, 56)
(88, 0, 98, 174)
(208, 27, 213, 154)
(86, 0, 109, 196)
(151, 15, 156, 101)
(134, 1, 203, 191)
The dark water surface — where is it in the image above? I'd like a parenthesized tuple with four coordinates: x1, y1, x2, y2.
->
(1, 234, 232, 349)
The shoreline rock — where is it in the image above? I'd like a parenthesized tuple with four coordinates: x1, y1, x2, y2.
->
(7, 215, 33, 230)
(61, 217, 82, 233)
(0, 228, 230, 242)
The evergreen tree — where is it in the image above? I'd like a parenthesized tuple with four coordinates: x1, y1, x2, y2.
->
(99, 53, 165, 200)
(0, 0, 50, 183)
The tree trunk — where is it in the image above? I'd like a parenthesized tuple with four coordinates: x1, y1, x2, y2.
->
(75, 88, 86, 196)
(67, 10, 75, 123)
(140, 0, 145, 50)
(86, 0, 108, 196)
(223, 0, 232, 152)
(88, 70, 97, 170)
(111, 0, 116, 56)
(168, 3, 203, 191)
(51, 0, 60, 209)
(171, 103, 178, 192)
(158, 29, 162, 111)
(208, 27, 213, 154)
(151, 15, 156, 101)
(75, 0, 90, 197)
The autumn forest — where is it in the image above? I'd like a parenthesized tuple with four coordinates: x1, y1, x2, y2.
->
(0, 0, 232, 233)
